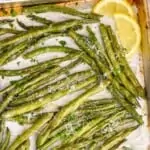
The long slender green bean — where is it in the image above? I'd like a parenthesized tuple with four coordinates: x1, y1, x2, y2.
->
(17, 19, 30, 30)
(0, 63, 53, 77)
(0, 19, 13, 25)
(0, 54, 76, 77)
(28, 14, 53, 25)
(1, 127, 11, 150)
(17, 144, 26, 150)
(39, 136, 59, 150)
(7, 108, 46, 125)
(8, 113, 53, 150)
(1, 35, 45, 65)
(0, 121, 5, 146)
(7, 115, 38, 125)
(110, 80, 141, 116)
(111, 139, 127, 150)
(0, 40, 28, 65)
(5, 48, 28, 64)
(0, 28, 23, 35)
(69, 30, 98, 61)
(76, 107, 123, 122)
(81, 54, 100, 77)
(119, 86, 140, 106)
(7, 107, 44, 124)
(78, 103, 120, 112)
(80, 98, 116, 109)
(115, 80, 140, 106)
(17, 140, 30, 150)
(23, 46, 80, 59)
(23, 4, 100, 20)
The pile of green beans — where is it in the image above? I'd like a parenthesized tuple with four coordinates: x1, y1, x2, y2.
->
(0, 3, 145, 150)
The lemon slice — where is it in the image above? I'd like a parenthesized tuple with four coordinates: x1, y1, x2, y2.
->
(114, 14, 141, 57)
(93, 0, 135, 18)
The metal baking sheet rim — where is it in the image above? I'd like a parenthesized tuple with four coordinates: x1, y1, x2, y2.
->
(136, 0, 150, 128)
(0, 0, 150, 146)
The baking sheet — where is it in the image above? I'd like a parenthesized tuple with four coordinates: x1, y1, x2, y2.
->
(0, 0, 70, 5)
(135, 0, 150, 129)
(0, 0, 149, 149)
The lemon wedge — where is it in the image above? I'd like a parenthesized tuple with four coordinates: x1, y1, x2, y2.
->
(114, 14, 141, 57)
(93, 0, 135, 18)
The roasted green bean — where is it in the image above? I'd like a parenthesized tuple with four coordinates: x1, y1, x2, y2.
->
(8, 113, 53, 150)
(23, 4, 100, 20)
(28, 14, 53, 25)
(23, 46, 80, 59)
